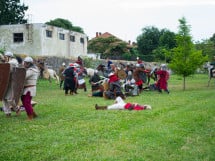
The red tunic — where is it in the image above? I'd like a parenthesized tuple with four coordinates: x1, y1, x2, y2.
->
(108, 74, 119, 83)
(124, 103, 145, 110)
(156, 70, 169, 90)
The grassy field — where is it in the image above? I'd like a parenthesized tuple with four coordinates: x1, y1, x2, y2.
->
(0, 74, 214, 161)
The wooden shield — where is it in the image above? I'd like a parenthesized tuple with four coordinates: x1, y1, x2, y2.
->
(0, 63, 10, 101)
(11, 67, 26, 106)
(117, 69, 127, 79)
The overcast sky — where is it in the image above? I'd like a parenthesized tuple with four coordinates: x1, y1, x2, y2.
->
(22, 0, 215, 42)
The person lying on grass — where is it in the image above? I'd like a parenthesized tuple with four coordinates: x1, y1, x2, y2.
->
(95, 96, 152, 110)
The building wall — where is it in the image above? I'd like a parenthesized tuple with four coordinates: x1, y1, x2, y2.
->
(0, 23, 87, 58)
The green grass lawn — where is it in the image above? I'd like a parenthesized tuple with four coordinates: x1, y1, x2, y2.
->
(0, 74, 214, 161)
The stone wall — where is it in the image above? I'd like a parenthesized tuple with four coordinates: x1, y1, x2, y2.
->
(39, 56, 160, 74)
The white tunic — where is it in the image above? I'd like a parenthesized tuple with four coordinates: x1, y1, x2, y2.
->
(23, 66, 40, 97)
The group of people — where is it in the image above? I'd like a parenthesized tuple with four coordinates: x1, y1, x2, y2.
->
(87, 57, 170, 110)
(0, 53, 170, 117)
(58, 56, 87, 96)
(0, 51, 39, 120)
(88, 57, 170, 99)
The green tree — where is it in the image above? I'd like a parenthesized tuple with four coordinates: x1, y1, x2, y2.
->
(137, 26, 160, 61)
(168, 17, 208, 90)
(153, 29, 177, 62)
(209, 33, 215, 43)
(88, 36, 129, 59)
(0, 0, 28, 25)
(136, 27, 176, 62)
(195, 39, 215, 61)
(46, 18, 84, 33)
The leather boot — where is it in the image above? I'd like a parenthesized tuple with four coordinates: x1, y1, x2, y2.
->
(33, 111, 38, 118)
(95, 104, 107, 110)
(27, 115, 33, 120)
(16, 108, 21, 116)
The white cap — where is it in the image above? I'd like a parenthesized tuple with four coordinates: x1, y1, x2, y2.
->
(24, 56, 33, 63)
(62, 62, 66, 66)
(5, 51, 13, 57)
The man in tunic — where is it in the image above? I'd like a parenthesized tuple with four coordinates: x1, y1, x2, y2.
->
(21, 56, 40, 120)
(2, 51, 19, 117)
(95, 96, 152, 110)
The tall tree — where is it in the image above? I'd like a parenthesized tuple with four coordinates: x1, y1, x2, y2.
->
(195, 39, 215, 61)
(136, 27, 177, 62)
(0, 0, 28, 25)
(168, 17, 207, 90)
(153, 29, 177, 62)
(46, 18, 84, 34)
(136, 26, 160, 61)
(88, 36, 128, 59)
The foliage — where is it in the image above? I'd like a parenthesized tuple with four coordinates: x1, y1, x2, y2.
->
(0, 74, 214, 161)
(46, 18, 84, 34)
(0, 47, 5, 54)
(168, 17, 208, 90)
(195, 39, 215, 61)
(0, 0, 28, 25)
(159, 29, 177, 49)
(137, 26, 160, 56)
(88, 36, 129, 58)
(136, 26, 176, 62)
(82, 57, 103, 68)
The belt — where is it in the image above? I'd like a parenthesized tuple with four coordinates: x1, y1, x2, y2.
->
(24, 85, 35, 88)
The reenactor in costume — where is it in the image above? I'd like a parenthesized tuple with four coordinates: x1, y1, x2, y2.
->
(75, 63, 87, 93)
(95, 96, 152, 110)
(88, 70, 104, 97)
(1, 51, 19, 117)
(59, 62, 66, 89)
(103, 72, 125, 99)
(75, 56, 84, 67)
(133, 64, 148, 93)
(210, 56, 215, 77)
(20, 56, 40, 120)
(155, 64, 170, 94)
(63, 64, 76, 95)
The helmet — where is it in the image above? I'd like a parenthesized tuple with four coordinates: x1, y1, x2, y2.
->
(62, 62, 66, 66)
(24, 56, 33, 63)
(5, 51, 13, 57)
(74, 63, 80, 68)
(94, 70, 98, 74)
(160, 64, 167, 70)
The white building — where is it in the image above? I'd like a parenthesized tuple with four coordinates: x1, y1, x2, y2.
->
(0, 23, 87, 58)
